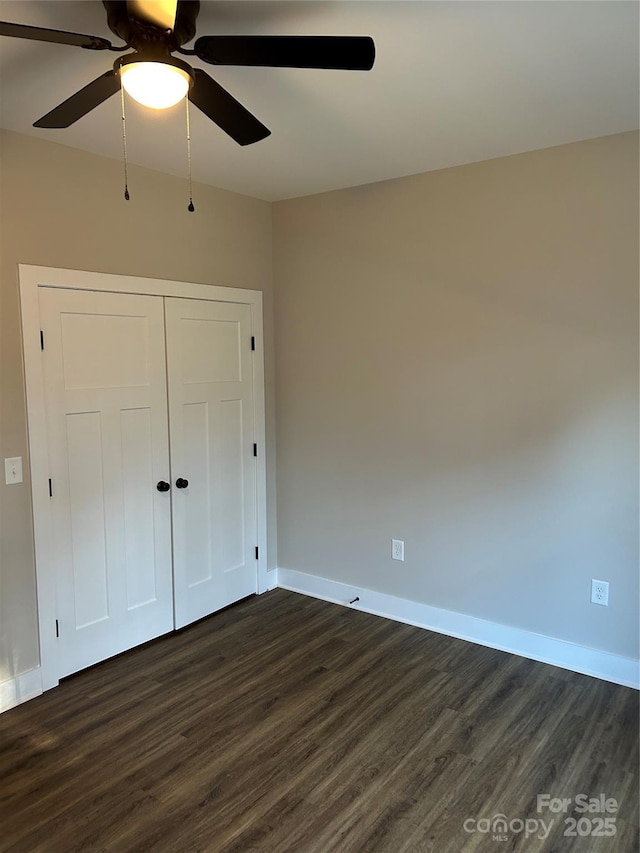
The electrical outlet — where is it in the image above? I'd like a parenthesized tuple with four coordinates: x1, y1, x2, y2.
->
(392, 539, 404, 561)
(591, 579, 609, 607)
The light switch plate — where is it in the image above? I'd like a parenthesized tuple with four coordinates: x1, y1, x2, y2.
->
(5, 456, 23, 485)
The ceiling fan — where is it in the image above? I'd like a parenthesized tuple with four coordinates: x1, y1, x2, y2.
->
(0, 0, 376, 146)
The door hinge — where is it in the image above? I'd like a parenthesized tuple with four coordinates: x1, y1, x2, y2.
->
(251, 336, 256, 351)
(48, 478, 53, 498)
(40, 330, 45, 350)
(55, 619, 59, 638)
(253, 443, 257, 457)
(255, 546, 259, 560)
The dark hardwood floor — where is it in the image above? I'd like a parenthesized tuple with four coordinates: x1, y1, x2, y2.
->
(0, 589, 638, 852)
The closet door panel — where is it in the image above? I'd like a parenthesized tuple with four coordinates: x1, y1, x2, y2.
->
(182, 401, 212, 587)
(39, 287, 174, 678)
(121, 406, 160, 609)
(166, 298, 257, 628)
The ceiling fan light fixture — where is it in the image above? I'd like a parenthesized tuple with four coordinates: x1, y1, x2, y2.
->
(116, 54, 193, 110)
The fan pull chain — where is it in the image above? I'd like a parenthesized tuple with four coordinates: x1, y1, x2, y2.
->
(120, 84, 130, 201)
(186, 97, 195, 212)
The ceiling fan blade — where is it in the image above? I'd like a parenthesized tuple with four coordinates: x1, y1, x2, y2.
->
(188, 69, 270, 146)
(193, 35, 375, 70)
(34, 71, 121, 128)
(126, 0, 177, 31)
(0, 20, 115, 50)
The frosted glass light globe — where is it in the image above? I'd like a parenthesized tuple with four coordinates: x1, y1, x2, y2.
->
(121, 61, 191, 109)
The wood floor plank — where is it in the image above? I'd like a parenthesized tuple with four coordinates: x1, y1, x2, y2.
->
(0, 589, 637, 852)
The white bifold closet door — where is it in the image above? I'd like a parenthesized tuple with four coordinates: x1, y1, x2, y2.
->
(39, 287, 257, 679)
(165, 297, 257, 629)
(39, 287, 173, 678)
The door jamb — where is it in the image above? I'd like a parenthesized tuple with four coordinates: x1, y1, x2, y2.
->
(19, 265, 269, 692)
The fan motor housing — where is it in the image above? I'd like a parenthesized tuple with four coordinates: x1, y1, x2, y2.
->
(103, 0, 200, 51)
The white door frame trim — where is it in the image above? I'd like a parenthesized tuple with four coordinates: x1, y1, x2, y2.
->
(19, 264, 269, 692)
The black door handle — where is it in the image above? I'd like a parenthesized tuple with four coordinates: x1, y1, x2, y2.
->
(156, 481, 171, 492)
(176, 478, 189, 489)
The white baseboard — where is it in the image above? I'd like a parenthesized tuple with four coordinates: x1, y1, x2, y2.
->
(266, 568, 279, 591)
(277, 569, 640, 689)
(0, 667, 43, 713)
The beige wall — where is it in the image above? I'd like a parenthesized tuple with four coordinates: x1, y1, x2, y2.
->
(2, 128, 638, 688)
(273, 132, 639, 659)
(0, 130, 275, 683)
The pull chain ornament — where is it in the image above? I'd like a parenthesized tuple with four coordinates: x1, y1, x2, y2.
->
(120, 84, 130, 200)
(186, 96, 195, 212)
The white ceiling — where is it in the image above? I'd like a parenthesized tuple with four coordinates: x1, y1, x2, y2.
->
(0, 1, 638, 201)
